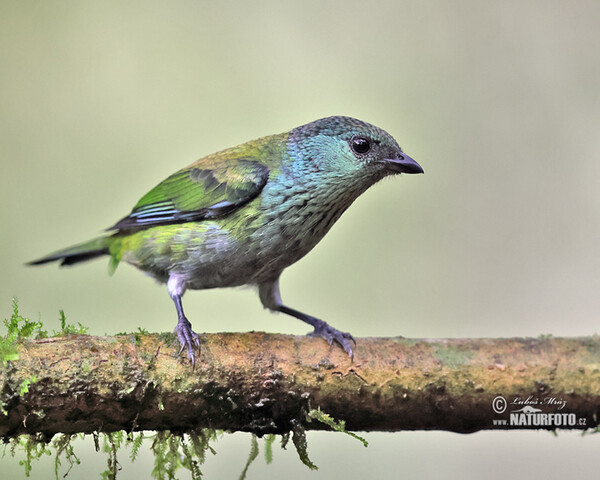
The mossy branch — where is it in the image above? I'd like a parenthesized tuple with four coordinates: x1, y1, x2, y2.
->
(2, 332, 600, 438)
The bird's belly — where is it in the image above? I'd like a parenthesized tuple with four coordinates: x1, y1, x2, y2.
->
(120, 218, 323, 290)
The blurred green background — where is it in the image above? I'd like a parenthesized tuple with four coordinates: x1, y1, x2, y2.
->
(2, 0, 600, 478)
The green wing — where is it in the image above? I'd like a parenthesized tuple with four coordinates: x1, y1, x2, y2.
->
(110, 158, 270, 231)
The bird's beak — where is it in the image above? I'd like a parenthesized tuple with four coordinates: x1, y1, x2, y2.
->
(381, 152, 424, 174)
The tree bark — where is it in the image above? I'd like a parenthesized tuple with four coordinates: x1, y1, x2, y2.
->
(2, 333, 600, 438)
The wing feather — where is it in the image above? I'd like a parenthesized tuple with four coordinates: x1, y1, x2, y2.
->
(110, 158, 269, 231)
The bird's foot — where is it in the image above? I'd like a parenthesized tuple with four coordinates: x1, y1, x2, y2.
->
(308, 319, 356, 358)
(174, 316, 201, 367)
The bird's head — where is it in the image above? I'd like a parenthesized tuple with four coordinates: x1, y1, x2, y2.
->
(287, 116, 423, 182)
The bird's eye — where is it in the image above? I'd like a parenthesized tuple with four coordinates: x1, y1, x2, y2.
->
(350, 136, 371, 155)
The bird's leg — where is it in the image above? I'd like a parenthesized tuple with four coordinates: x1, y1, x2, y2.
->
(168, 276, 200, 366)
(258, 278, 355, 358)
(280, 305, 356, 357)
(167, 272, 200, 368)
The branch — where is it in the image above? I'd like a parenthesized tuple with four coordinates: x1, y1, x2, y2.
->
(2, 333, 600, 437)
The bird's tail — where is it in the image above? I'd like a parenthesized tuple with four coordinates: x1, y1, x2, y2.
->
(28, 236, 111, 267)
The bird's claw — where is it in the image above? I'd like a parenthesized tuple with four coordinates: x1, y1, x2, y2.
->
(174, 316, 201, 367)
(308, 320, 355, 358)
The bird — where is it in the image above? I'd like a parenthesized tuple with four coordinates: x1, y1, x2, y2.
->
(28, 116, 423, 365)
